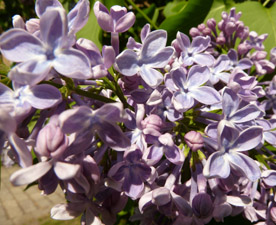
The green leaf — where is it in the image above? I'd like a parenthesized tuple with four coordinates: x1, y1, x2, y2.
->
(234, 1, 276, 52)
(204, 0, 235, 23)
(163, 0, 188, 18)
(159, 0, 214, 44)
(103, 0, 125, 9)
(76, 0, 102, 49)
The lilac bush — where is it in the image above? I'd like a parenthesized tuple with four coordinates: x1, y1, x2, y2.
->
(1, 1, 276, 224)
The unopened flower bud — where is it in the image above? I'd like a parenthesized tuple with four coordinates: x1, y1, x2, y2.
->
(202, 28, 212, 36)
(12, 15, 25, 29)
(216, 33, 226, 45)
(192, 193, 213, 219)
(197, 23, 206, 32)
(184, 131, 204, 151)
(141, 114, 163, 132)
(36, 122, 68, 159)
(190, 27, 201, 37)
(225, 21, 236, 35)
(207, 18, 216, 31)
(238, 43, 249, 55)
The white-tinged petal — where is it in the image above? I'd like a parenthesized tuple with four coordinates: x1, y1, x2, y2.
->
(140, 65, 163, 88)
(10, 161, 52, 186)
(54, 161, 80, 180)
(115, 49, 139, 76)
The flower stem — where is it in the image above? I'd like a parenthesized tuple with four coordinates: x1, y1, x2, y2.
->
(126, 0, 158, 30)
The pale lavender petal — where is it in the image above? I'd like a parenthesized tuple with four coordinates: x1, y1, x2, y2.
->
(145, 47, 174, 68)
(59, 106, 92, 133)
(144, 145, 163, 165)
(164, 145, 184, 165)
(262, 170, 276, 187)
(54, 161, 80, 180)
(35, 0, 62, 18)
(203, 151, 230, 179)
(193, 53, 215, 66)
(226, 195, 251, 207)
(173, 92, 194, 112)
(0, 29, 45, 62)
(123, 172, 144, 199)
(115, 49, 139, 76)
(227, 152, 261, 181)
(230, 104, 264, 123)
(214, 55, 230, 73)
(115, 12, 135, 33)
(53, 49, 92, 79)
(40, 7, 68, 46)
(190, 86, 221, 105)
(171, 67, 187, 91)
(152, 187, 171, 206)
(8, 134, 33, 168)
(222, 88, 240, 118)
(141, 30, 167, 59)
(94, 102, 127, 122)
(0, 110, 16, 134)
(264, 132, 276, 146)
(232, 126, 263, 151)
(191, 36, 210, 53)
(141, 24, 150, 43)
(237, 58, 253, 70)
(102, 46, 115, 68)
(93, 1, 113, 32)
(12, 15, 25, 29)
(27, 84, 62, 109)
(10, 161, 52, 186)
(176, 31, 190, 51)
(68, 0, 90, 34)
(9, 60, 52, 86)
(140, 65, 163, 88)
(96, 121, 131, 151)
(51, 203, 84, 220)
(139, 191, 153, 213)
(171, 192, 193, 216)
(187, 65, 210, 87)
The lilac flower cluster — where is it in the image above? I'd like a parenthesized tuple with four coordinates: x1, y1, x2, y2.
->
(1, 1, 276, 224)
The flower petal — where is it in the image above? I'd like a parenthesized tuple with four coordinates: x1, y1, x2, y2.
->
(54, 48, 92, 79)
(115, 49, 139, 76)
(0, 29, 45, 62)
(54, 161, 80, 180)
(10, 161, 52, 186)
(140, 65, 163, 88)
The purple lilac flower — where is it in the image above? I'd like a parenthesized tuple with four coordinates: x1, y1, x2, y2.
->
(93, 0, 135, 55)
(59, 102, 130, 151)
(227, 49, 253, 71)
(203, 122, 263, 181)
(76, 38, 115, 79)
(0, 7, 92, 85)
(208, 54, 231, 85)
(115, 30, 174, 88)
(107, 146, 156, 200)
(0, 82, 61, 120)
(227, 69, 265, 102)
(175, 31, 214, 66)
(167, 66, 221, 112)
(245, 31, 268, 51)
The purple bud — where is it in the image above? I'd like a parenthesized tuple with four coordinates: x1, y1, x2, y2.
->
(36, 121, 69, 159)
(202, 28, 212, 36)
(192, 193, 213, 218)
(189, 27, 201, 38)
(238, 43, 249, 55)
(225, 21, 236, 35)
(141, 114, 163, 132)
(207, 18, 216, 31)
(197, 23, 206, 32)
(184, 131, 204, 151)
(270, 47, 276, 65)
(216, 33, 226, 45)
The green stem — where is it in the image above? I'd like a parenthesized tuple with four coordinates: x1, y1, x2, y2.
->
(263, 0, 271, 7)
(42, 81, 116, 104)
(126, 0, 158, 30)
